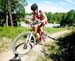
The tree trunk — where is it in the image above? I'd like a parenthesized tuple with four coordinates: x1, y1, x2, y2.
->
(8, 0, 13, 26)
(6, 15, 8, 26)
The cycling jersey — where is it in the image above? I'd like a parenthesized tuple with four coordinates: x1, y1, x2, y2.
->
(32, 10, 48, 25)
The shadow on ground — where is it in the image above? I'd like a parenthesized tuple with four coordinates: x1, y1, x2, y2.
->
(42, 31, 75, 61)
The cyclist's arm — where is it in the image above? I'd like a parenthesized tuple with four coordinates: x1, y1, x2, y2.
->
(42, 12, 47, 22)
(32, 15, 35, 22)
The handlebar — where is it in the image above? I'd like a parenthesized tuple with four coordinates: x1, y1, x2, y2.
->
(29, 21, 42, 27)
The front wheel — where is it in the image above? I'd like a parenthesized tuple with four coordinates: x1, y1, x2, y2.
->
(12, 32, 36, 56)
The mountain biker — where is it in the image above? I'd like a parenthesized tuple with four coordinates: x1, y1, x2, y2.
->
(31, 3, 48, 42)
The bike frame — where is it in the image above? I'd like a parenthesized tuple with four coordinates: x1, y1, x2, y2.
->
(25, 32, 36, 45)
(12, 20, 58, 58)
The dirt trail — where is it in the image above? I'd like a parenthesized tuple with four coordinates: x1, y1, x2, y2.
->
(0, 30, 71, 61)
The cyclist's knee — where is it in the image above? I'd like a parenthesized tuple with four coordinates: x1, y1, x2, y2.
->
(36, 34, 41, 41)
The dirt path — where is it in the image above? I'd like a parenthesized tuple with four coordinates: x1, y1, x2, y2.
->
(0, 30, 71, 61)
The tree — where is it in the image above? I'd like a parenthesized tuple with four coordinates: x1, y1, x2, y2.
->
(60, 13, 67, 26)
(8, 0, 13, 26)
(60, 10, 75, 26)
(53, 13, 64, 24)
(46, 12, 52, 23)
(0, 0, 7, 26)
(0, 0, 27, 26)
(66, 10, 75, 26)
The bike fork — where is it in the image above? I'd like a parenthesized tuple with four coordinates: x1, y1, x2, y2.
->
(23, 34, 31, 49)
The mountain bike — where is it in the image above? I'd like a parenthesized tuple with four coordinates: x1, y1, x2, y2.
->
(12, 20, 57, 58)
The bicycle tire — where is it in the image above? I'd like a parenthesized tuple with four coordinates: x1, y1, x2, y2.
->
(12, 32, 36, 56)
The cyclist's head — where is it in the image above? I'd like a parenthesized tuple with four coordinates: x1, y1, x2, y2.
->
(31, 3, 38, 13)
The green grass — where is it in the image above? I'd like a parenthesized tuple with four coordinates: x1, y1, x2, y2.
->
(44, 27, 67, 34)
(0, 26, 31, 52)
(37, 29, 75, 61)
(0, 26, 68, 52)
(37, 55, 53, 61)
(0, 26, 67, 39)
(37, 41, 59, 61)
(0, 26, 30, 39)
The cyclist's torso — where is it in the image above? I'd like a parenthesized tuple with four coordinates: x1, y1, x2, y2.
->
(33, 10, 48, 25)
(33, 10, 45, 22)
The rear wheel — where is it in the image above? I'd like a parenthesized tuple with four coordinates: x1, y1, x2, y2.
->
(12, 32, 36, 56)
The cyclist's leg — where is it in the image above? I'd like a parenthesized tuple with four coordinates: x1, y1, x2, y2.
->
(38, 20, 48, 35)
(36, 32, 41, 42)
(38, 23, 47, 41)
(38, 23, 44, 35)
(36, 24, 43, 41)
(32, 25, 41, 42)
(32, 26, 38, 35)
(40, 26, 44, 35)
(37, 21, 48, 42)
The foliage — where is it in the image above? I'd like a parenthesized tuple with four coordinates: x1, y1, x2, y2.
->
(46, 12, 64, 24)
(0, 0, 27, 26)
(46, 9, 75, 26)
(46, 12, 52, 23)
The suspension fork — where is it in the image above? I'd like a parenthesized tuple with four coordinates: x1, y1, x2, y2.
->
(24, 33, 33, 44)
(28, 33, 34, 43)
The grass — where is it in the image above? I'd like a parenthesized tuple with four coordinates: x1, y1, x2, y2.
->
(0, 26, 30, 39)
(0, 26, 30, 52)
(37, 29, 75, 61)
(37, 41, 59, 61)
(0, 26, 70, 52)
(0, 26, 67, 39)
(37, 55, 53, 61)
(44, 27, 67, 34)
